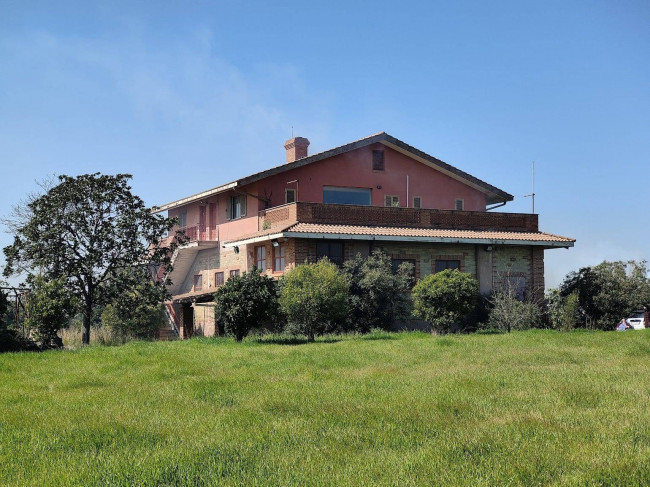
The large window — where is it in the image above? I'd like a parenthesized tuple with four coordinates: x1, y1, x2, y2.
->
(317, 241, 343, 265)
(274, 245, 286, 272)
(228, 194, 247, 220)
(323, 186, 371, 206)
(255, 245, 266, 270)
(435, 260, 460, 272)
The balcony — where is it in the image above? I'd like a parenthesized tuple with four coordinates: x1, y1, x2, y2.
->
(258, 202, 538, 233)
(170, 224, 219, 243)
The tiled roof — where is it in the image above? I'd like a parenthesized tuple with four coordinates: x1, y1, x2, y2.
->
(288, 223, 574, 242)
(224, 222, 575, 247)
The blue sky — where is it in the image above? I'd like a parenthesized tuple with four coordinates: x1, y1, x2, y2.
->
(1, 0, 649, 288)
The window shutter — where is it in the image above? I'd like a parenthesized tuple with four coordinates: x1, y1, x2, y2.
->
(384, 195, 392, 207)
(240, 195, 247, 217)
(226, 196, 232, 220)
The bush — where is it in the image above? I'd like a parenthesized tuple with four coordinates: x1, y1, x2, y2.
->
(214, 267, 279, 342)
(546, 289, 580, 331)
(343, 251, 412, 332)
(24, 276, 76, 348)
(412, 269, 478, 334)
(488, 291, 543, 333)
(100, 281, 167, 340)
(279, 259, 349, 341)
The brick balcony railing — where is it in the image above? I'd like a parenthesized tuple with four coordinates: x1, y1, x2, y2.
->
(259, 202, 538, 232)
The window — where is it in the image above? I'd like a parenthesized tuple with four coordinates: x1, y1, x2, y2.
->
(392, 258, 416, 278)
(413, 196, 422, 209)
(455, 199, 464, 211)
(317, 241, 343, 265)
(435, 260, 461, 272)
(255, 245, 266, 270)
(178, 210, 187, 228)
(323, 186, 371, 206)
(372, 150, 385, 171)
(384, 195, 400, 207)
(229, 269, 240, 279)
(228, 194, 247, 220)
(274, 244, 286, 271)
(285, 188, 296, 204)
(193, 274, 203, 291)
(215, 271, 224, 286)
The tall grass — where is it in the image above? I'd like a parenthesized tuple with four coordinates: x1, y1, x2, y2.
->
(1, 330, 649, 486)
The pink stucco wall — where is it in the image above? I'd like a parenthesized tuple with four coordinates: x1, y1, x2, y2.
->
(247, 144, 487, 212)
(167, 144, 488, 242)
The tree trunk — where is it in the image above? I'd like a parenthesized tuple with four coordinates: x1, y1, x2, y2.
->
(307, 327, 314, 342)
(82, 303, 92, 345)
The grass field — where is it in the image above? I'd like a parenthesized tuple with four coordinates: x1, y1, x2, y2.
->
(1, 330, 649, 486)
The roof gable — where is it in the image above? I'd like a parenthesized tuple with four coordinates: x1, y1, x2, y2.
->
(154, 132, 513, 212)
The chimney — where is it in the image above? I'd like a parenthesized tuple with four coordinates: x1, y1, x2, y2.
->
(284, 137, 310, 163)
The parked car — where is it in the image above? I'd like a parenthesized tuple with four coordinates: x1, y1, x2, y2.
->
(626, 311, 646, 330)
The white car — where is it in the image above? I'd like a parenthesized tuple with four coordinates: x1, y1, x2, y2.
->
(626, 311, 646, 330)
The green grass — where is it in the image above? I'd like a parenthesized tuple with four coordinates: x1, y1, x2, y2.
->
(1, 330, 649, 486)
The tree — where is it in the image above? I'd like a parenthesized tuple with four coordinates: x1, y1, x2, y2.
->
(214, 267, 279, 342)
(279, 259, 349, 341)
(412, 269, 478, 334)
(3, 174, 184, 345)
(101, 278, 167, 340)
(343, 251, 412, 332)
(546, 289, 580, 331)
(24, 275, 76, 348)
(560, 260, 650, 329)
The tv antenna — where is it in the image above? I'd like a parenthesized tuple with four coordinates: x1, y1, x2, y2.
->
(523, 161, 535, 214)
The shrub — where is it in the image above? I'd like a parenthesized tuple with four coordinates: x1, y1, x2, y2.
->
(547, 289, 580, 331)
(100, 280, 167, 340)
(214, 267, 279, 342)
(412, 269, 478, 334)
(24, 275, 76, 348)
(279, 259, 349, 341)
(343, 251, 412, 332)
(488, 291, 543, 333)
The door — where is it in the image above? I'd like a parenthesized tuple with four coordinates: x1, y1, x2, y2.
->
(199, 206, 207, 240)
(477, 247, 493, 295)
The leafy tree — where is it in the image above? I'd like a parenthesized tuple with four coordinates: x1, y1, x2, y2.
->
(279, 259, 349, 341)
(343, 251, 413, 332)
(214, 267, 279, 341)
(412, 269, 478, 334)
(3, 174, 185, 345)
(101, 279, 167, 340)
(560, 260, 650, 329)
(24, 275, 76, 348)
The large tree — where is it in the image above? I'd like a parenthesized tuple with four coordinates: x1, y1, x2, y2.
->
(3, 173, 184, 345)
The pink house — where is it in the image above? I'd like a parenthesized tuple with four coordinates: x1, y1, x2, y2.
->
(154, 132, 574, 337)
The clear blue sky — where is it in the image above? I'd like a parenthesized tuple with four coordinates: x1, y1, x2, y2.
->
(1, 0, 649, 288)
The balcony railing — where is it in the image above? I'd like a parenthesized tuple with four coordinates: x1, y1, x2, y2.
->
(259, 202, 538, 233)
(169, 224, 219, 243)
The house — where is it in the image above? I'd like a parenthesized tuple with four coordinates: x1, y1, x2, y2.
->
(154, 132, 574, 337)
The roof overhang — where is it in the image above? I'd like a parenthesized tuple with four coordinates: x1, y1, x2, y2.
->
(223, 231, 574, 249)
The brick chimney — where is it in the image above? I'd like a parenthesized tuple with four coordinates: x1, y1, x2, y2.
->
(284, 137, 310, 163)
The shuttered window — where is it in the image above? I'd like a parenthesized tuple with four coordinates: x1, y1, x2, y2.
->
(384, 195, 400, 207)
(372, 150, 385, 171)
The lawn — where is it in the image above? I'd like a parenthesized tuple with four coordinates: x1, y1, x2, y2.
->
(1, 330, 649, 486)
